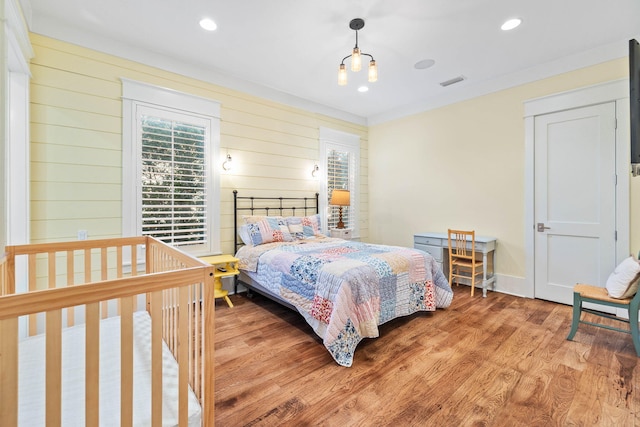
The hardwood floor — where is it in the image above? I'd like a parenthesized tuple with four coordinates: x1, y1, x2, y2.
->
(214, 286, 640, 426)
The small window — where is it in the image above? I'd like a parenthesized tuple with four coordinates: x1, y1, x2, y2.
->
(326, 149, 353, 229)
(319, 128, 360, 235)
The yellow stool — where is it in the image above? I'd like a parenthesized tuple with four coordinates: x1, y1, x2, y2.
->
(199, 254, 239, 308)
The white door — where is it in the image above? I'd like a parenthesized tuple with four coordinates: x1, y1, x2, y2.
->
(534, 102, 617, 305)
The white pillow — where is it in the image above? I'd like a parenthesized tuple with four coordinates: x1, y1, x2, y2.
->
(606, 256, 640, 299)
(238, 224, 253, 246)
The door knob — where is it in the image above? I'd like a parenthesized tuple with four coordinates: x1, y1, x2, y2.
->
(537, 222, 551, 232)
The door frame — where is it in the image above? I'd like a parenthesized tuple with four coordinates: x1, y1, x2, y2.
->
(524, 79, 630, 299)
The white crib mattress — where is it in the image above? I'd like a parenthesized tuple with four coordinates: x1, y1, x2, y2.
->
(18, 311, 202, 427)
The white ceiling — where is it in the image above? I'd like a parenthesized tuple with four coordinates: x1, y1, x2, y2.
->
(25, 0, 640, 124)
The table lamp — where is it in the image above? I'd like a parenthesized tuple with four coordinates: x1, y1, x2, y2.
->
(330, 189, 350, 229)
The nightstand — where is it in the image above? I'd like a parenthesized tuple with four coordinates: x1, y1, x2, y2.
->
(199, 254, 239, 308)
(330, 228, 353, 240)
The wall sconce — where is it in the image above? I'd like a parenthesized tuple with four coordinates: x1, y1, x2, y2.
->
(222, 154, 232, 171)
(311, 164, 319, 177)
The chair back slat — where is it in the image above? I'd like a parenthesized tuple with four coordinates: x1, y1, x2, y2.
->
(448, 229, 476, 259)
(447, 229, 483, 296)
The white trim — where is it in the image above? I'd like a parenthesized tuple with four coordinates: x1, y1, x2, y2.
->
(5, 0, 34, 67)
(121, 79, 221, 256)
(524, 79, 629, 118)
(523, 115, 536, 298)
(4, 0, 32, 246)
(370, 38, 634, 125)
(7, 71, 30, 246)
(319, 128, 361, 145)
(4, 0, 33, 338)
(3, 0, 33, 249)
(121, 78, 220, 119)
(493, 274, 528, 298)
(319, 127, 361, 237)
(524, 79, 630, 299)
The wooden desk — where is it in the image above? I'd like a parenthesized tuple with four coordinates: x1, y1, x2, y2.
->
(199, 254, 239, 308)
(414, 232, 496, 297)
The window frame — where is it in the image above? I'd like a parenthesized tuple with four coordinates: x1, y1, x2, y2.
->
(319, 127, 360, 237)
(122, 78, 221, 256)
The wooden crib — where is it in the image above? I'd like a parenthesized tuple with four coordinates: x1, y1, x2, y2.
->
(0, 236, 216, 426)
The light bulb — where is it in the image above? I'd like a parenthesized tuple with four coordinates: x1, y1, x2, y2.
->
(351, 47, 361, 72)
(368, 60, 377, 82)
(338, 64, 348, 86)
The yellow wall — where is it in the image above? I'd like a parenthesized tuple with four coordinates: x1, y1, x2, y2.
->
(28, 33, 368, 253)
(369, 58, 631, 283)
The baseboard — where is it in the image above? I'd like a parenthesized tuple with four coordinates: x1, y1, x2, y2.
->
(493, 273, 530, 298)
(459, 273, 529, 298)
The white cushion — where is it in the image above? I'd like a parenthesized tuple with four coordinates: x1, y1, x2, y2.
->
(605, 256, 640, 299)
(238, 224, 253, 246)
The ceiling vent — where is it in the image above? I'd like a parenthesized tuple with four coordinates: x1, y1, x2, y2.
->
(439, 75, 466, 87)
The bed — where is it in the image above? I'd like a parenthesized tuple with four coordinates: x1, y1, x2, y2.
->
(233, 191, 454, 367)
(0, 236, 216, 426)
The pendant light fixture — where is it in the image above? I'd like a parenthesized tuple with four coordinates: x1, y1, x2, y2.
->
(338, 18, 378, 86)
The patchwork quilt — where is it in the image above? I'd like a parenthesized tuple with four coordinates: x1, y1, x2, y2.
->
(236, 237, 454, 367)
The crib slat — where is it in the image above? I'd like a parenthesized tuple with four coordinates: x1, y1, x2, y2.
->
(46, 309, 62, 427)
(84, 248, 92, 285)
(117, 246, 123, 278)
(188, 284, 196, 398)
(121, 297, 134, 427)
(131, 244, 138, 276)
(2, 249, 16, 295)
(163, 290, 168, 353)
(101, 247, 108, 282)
(192, 283, 201, 399)
(203, 281, 215, 427)
(178, 284, 189, 427)
(117, 247, 123, 315)
(86, 302, 100, 427)
(28, 254, 37, 336)
(67, 250, 75, 326)
(48, 252, 56, 290)
(171, 288, 177, 353)
(0, 317, 18, 426)
(151, 290, 163, 427)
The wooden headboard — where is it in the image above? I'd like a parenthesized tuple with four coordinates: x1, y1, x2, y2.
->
(233, 190, 319, 251)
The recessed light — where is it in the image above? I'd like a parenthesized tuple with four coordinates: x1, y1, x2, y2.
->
(199, 18, 217, 31)
(414, 59, 435, 70)
(358, 86, 369, 93)
(501, 18, 522, 31)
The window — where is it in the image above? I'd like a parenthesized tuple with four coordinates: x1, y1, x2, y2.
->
(122, 79, 221, 256)
(140, 113, 207, 246)
(319, 127, 360, 235)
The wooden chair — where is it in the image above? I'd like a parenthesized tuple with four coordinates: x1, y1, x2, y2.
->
(447, 229, 484, 297)
(567, 283, 640, 356)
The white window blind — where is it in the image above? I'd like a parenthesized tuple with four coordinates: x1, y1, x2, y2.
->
(327, 149, 351, 229)
(319, 127, 360, 236)
(140, 116, 207, 247)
